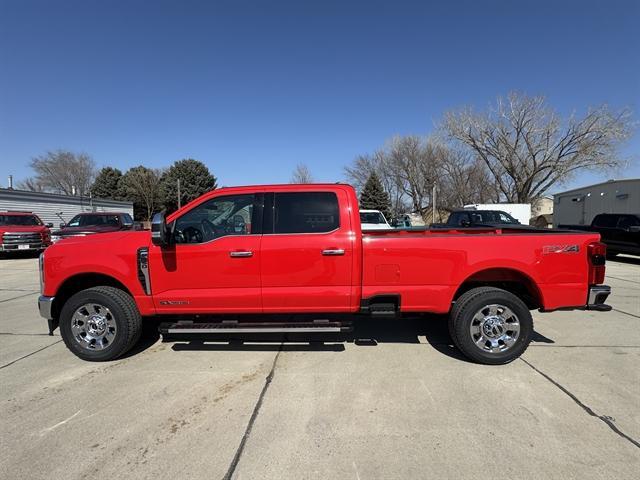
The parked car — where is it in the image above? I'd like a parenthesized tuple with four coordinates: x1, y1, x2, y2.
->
(434, 209, 523, 228)
(39, 184, 611, 365)
(463, 203, 531, 225)
(0, 211, 52, 254)
(559, 213, 640, 257)
(360, 209, 392, 230)
(50, 212, 135, 242)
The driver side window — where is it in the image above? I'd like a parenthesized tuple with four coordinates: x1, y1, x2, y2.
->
(173, 194, 255, 244)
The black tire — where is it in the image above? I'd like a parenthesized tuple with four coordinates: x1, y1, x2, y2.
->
(449, 287, 533, 365)
(59, 286, 142, 361)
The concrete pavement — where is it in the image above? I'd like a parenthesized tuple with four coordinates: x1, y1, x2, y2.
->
(1, 255, 638, 479)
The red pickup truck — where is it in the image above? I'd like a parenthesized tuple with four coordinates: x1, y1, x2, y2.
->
(38, 184, 611, 364)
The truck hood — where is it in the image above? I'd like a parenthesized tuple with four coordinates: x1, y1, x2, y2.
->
(50, 230, 149, 247)
(51, 225, 123, 236)
(0, 225, 49, 234)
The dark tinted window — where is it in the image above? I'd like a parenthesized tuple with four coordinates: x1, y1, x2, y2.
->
(274, 192, 339, 234)
(448, 212, 470, 226)
(617, 215, 640, 229)
(360, 212, 387, 224)
(592, 214, 617, 228)
(0, 214, 41, 226)
(67, 214, 120, 227)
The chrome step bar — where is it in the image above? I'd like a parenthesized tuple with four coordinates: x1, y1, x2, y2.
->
(160, 320, 352, 335)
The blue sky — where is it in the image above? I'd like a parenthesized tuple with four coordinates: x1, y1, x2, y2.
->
(1, 0, 638, 192)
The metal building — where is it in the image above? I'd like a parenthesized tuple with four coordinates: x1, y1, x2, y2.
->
(553, 179, 640, 227)
(0, 188, 133, 227)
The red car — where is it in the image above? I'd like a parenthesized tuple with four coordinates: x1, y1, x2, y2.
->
(50, 212, 135, 242)
(38, 184, 611, 364)
(0, 211, 52, 255)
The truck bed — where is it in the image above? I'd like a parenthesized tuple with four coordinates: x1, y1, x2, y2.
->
(361, 226, 600, 313)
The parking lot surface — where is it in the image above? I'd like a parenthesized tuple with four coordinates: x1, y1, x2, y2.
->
(1, 255, 639, 479)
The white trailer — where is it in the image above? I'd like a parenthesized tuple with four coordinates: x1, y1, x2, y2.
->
(463, 203, 532, 225)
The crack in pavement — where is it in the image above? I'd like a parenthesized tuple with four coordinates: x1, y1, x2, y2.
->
(612, 308, 640, 319)
(520, 357, 640, 449)
(0, 340, 63, 370)
(0, 291, 39, 303)
(223, 345, 283, 480)
(606, 275, 640, 285)
(0, 332, 58, 337)
(0, 288, 40, 292)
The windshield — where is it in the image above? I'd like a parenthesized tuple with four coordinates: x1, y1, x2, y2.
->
(67, 214, 120, 227)
(360, 212, 386, 224)
(0, 214, 42, 226)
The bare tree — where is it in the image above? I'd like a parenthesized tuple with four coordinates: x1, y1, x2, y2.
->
(16, 177, 46, 192)
(28, 150, 97, 196)
(442, 92, 634, 203)
(120, 166, 163, 221)
(438, 147, 500, 208)
(290, 164, 314, 183)
(345, 150, 408, 216)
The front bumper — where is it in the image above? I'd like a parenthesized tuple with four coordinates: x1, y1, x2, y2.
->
(0, 243, 46, 252)
(38, 295, 55, 319)
(586, 285, 612, 311)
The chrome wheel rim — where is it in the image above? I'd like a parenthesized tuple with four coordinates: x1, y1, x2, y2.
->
(70, 303, 117, 351)
(470, 304, 520, 354)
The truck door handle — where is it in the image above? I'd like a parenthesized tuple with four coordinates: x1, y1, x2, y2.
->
(229, 251, 253, 258)
(322, 249, 345, 256)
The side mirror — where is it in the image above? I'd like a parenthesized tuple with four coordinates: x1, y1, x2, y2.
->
(46, 223, 53, 228)
(151, 211, 171, 246)
(59, 222, 66, 229)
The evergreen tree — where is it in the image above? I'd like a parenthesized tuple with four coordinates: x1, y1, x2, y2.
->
(161, 159, 217, 212)
(91, 167, 124, 200)
(359, 172, 392, 219)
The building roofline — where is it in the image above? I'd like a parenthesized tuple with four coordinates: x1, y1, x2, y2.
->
(553, 178, 640, 197)
(0, 188, 132, 207)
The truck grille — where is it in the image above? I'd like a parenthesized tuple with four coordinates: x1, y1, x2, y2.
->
(2, 232, 42, 245)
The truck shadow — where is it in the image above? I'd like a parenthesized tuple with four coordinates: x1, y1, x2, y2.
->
(608, 255, 640, 266)
(159, 315, 554, 362)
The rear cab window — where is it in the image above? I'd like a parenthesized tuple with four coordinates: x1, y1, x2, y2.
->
(267, 192, 340, 234)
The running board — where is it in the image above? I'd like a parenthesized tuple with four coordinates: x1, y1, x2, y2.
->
(160, 320, 352, 335)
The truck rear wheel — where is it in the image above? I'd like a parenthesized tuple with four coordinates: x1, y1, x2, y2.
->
(449, 287, 533, 365)
(59, 286, 142, 361)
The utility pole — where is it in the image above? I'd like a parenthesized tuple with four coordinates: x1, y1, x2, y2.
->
(432, 183, 437, 224)
(177, 179, 181, 209)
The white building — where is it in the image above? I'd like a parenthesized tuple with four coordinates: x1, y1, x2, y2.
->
(0, 188, 133, 227)
(553, 179, 640, 227)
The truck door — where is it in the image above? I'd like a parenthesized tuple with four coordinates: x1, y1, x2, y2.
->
(149, 193, 263, 313)
(260, 190, 353, 313)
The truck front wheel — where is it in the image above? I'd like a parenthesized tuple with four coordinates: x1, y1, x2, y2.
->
(449, 287, 533, 365)
(59, 286, 142, 361)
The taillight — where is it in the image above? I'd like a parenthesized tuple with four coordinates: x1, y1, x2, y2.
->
(588, 242, 606, 285)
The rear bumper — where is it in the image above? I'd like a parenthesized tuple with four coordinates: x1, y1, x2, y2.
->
(585, 285, 612, 311)
(38, 295, 55, 319)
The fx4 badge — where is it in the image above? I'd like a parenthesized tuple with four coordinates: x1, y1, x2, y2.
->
(543, 244, 580, 255)
(159, 300, 190, 305)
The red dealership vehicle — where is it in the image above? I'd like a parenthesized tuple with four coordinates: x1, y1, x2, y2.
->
(1, 211, 52, 255)
(38, 184, 611, 364)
